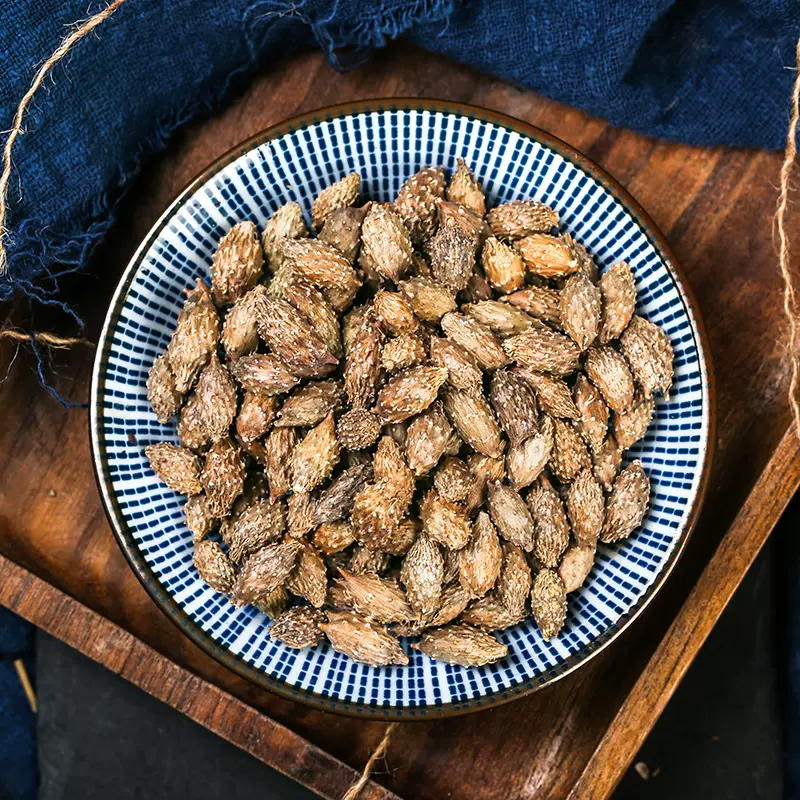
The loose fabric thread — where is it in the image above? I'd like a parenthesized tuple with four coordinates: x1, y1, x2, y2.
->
(0, 329, 93, 349)
(342, 723, 398, 800)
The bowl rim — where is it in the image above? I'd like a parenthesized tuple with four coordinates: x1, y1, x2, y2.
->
(90, 98, 716, 721)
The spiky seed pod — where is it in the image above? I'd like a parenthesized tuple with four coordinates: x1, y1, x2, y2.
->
(482, 236, 525, 293)
(516, 369, 578, 419)
(442, 387, 504, 459)
(210, 221, 263, 305)
(145, 442, 202, 495)
(263, 427, 299, 499)
(460, 594, 523, 631)
(614, 392, 656, 449)
(593, 435, 624, 491)
(433, 457, 472, 504)
(573, 373, 609, 455)
(464, 453, 506, 517)
(201, 437, 246, 518)
(312, 172, 360, 228)
(230, 354, 300, 396)
(282, 276, 342, 359)
(286, 541, 328, 607)
(344, 307, 384, 409)
(428, 217, 477, 292)
(560, 272, 601, 350)
(486, 199, 559, 240)
(311, 462, 373, 526)
(527, 475, 570, 568)
(550, 418, 591, 484)
(194, 354, 237, 443)
(496, 542, 532, 618)
(516, 233, 579, 278)
(321, 611, 409, 666)
(559, 544, 596, 593)
(254, 585, 289, 620)
(601, 460, 650, 543)
(383, 517, 420, 557)
(530, 569, 567, 640)
(348, 546, 392, 576)
(337, 569, 413, 624)
(411, 623, 507, 666)
(404, 400, 454, 476)
(441, 311, 509, 371)
(185, 494, 216, 542)
(375, 365, 449, 423)
(502, 328, 581, 376)
(620, 315, 674, 398)
(290, 413, 340, 494)
(428, 583, 472, 628)
(194, 540, 236, 593)
(167, 280, 220, 394)
(447, 158, 486, 216)
(464, 300, 546, 338)
(224, 497, 287, 563)
(599, 261, 636, 343)
(566, 468, 605, 547)
(400, 535, 444, 616)
(429, 337, 484, 395)
(336, 408, 382, 450)
(221, 284, 266, 362)
(373, 290, 420, 335)
(459, 512, 503, 598)
(350, 481, 406, 551)
(262, 202, 308, 271)
(584, 345, 636, 413)
(398, 276, 457, 323)
(489, 369, 539, 447)
(486, 481, 535, 551)
(506, 415, 554, 491)
(437, 199, 486, 244)
(503, 286, 562, 328)
(274, 380, 341, 428)
(420, 490, 472, 550)
(147, 353, 183, 424)
(232, 539, 303, 606)
(269, 606, 325, 649)
(318, 206, 368, 263)
(381, 332, 427, 372)
(177, 392, 209, 451)
(394, 166, 446, 245)
(360, 203, 414, 282)
(287, 491, 317, 538)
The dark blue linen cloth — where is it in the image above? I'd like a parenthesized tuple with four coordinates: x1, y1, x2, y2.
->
(1, 0, 799, 324)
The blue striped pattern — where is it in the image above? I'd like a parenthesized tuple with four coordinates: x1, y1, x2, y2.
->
(92, 107, 710, 713)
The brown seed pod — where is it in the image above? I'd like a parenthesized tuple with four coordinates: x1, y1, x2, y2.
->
(420, 490, 472, 550)
(350, 481, 406, 551)
(176, 391, 209, 451)
(516, 369, 578, 419)
(502, 328, 581, 376)
(516, 233, 579, 278)
(230, 353, 300, 396)
(236, 392, 278, 443)
(620, 315, 674, 398)
(256, 296, 337, 379)
(318, 205, 368, 263)
(344, 307, 385, 409)
(496, 542, 532, 618)
(442, 387, 504, 459)
(464, 300, 546, 338)
(563, 233, 598, 282)
(320, 611, 409, 666)
(201, 437, 246, 518)
(194, 354, 237, 443)
(338, 569, 413, 624)
(489, 369, 539, 447)
(167, 280, 221, 394)
(438, 199, 487, 249)
(383, 517, 420, 557)
(573, 373, 610, 455)
(373, 435, 415, 505)
(222, 495, 285, 562)
(560, 272, 601, 350)
(185, 494, 216, 542)
(503, 286, 562, 328)
(394, 166, 446, 245)
(481, 236, 525, 294)
(566, 468, 605, 547)
(287, 491, 317, 538)
(486, 199, 559, 240)
(262, 202, 308, 271)
(373, 290, 420, 336)
(601, 460, 650, 543)
(447, 158, 486, 216)
(270, 606, 326, 649)
(311, 462, 373, 526)
(281, 238, 361, 312)
(146, 442, 202, 495)
(290, 413, 340, 494)
(360, 203, 414, 282)
(375, 365, 448, 423)
(593, 435, 624, 491)
(459, 512, 503, 598)
(433, 457, 472, 504)
(411, 623, 507, 666)
(506, 415, 554, 491)
(429, 337, 484, 395)
(584, 345, 635, 413)
(429, 583, 472, 628)
(440, 312, 509, 371)
(282, 276, 343, 359)
(286, 541, 328, 607)
(254, 585, 290, 620)
(614, 392, 655, 449)
(336, 408, 382, 450)
(442, 546, 462, 586)
(599, 260, 636, 344)
(398, 276, 457, 323)
(559, 544, 596, 593)
(263, 427, 299, 499)
(550, 418, 591, 484)
(313, 520, 356, 554)
(401, 535, 444, 616)
(232, 538, 303, 606)
(530, 569, 567, 640)
(275, 380, 342, 428)
(528, 475, 570, 568)
(210, 221, 263, 305)
(487, 481, 535, 551)
(428, 217, 477, 293)
(404, 400, 454, 475)
(312, 172, 360, 228)
(464, 453, 506, 516)
(193, 540, 237, 594)
(347, 545, 392, 576)
(147, 353, 183, 424)
(460, 594, 523, 631)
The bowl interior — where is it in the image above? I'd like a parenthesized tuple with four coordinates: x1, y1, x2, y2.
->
(91, 103, 711, 717)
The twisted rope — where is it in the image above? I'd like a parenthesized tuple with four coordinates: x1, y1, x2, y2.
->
(342, 723, 398, 800)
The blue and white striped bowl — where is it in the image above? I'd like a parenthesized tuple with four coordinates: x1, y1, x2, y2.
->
(91, 101, 714, 718)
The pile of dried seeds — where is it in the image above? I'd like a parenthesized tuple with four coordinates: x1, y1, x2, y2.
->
(145, 161, 673, 668)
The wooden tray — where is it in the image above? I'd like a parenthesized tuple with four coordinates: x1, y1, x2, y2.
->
(2, 43, 799, 799)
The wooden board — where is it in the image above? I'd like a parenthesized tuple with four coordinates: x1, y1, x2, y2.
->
(2, 42, 798, 798)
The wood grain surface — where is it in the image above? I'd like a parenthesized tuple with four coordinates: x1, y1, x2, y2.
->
(2, 43, 798, 799)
